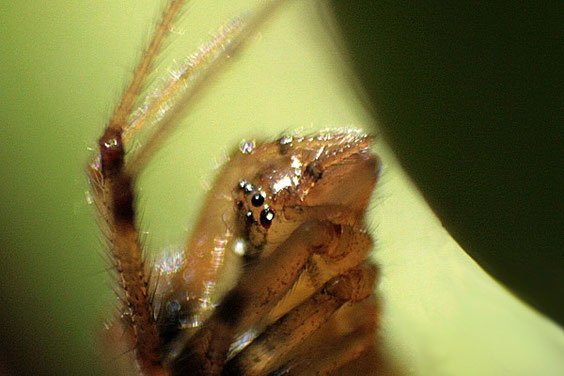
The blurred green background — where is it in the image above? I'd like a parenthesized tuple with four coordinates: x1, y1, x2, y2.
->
(0, 0, 562, 375)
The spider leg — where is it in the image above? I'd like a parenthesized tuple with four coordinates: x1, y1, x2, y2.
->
(89, 2, 187, 374)
(264, 222, 374, 325)
(280, 296, 384, 376)
(91, 2, 296, 374)
(127, 1, 287, 176)
(97, 127, 165, 375)
(170, 221, 373, 376)
(223, 263, 378, 376)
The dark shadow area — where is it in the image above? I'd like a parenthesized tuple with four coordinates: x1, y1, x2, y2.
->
(330, 0, 563, 325)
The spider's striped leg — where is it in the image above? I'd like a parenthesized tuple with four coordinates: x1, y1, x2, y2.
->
(88, 2, 186, 374)
(97, 126, 164, 366)
(170, 221, 373, 376)
(280, 296, 383, 376)
(223, 262, 378, 376)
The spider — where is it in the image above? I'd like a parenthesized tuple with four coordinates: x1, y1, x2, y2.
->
(88, 1, 382, 375)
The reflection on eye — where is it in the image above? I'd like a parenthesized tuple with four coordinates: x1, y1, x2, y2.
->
(260, 208, 275, 228)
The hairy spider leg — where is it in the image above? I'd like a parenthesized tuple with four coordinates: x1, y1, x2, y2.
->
(91, 1, 187, 375)
(224, 263, 378, 375)
(89, 1, 287, 374)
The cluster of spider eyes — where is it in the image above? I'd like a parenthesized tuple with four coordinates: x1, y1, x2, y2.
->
(239, 180, 275, 229)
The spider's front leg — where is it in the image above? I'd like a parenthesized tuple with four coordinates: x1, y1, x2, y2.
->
(270, 292, 381, 376)
(91, 127, 165, 376)
(225, 262, 379, 376)
(172, 220, 375, 376)
(87, 1, 193, 373)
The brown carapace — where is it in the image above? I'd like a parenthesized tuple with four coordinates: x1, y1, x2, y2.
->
(87, 1, 381, 375)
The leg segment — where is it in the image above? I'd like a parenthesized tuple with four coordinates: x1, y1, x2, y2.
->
(224, 263, 378, 376)
(170, 221, 373, 375)
(282, 296, 382, 376)
(95, 128, 164, 376)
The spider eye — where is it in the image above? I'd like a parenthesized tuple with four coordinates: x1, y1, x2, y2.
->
(260, 208, 275, 228)
(251, 193, 265, 207)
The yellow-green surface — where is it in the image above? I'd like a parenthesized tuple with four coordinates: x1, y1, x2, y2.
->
(1, 1, 563, 375)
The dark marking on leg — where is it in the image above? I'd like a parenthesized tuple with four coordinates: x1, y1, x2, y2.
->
(216, 289, 247, 327)
(99, 127, 125, 176)
(112, 175, 135, 223)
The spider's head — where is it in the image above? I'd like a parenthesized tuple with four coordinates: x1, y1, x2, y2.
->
(232, 130, 378, 260)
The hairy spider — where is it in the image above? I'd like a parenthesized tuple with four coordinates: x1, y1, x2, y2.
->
(88, 1, 381, 375)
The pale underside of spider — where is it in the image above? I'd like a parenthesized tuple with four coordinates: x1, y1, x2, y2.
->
(87, 1, 382, 375)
